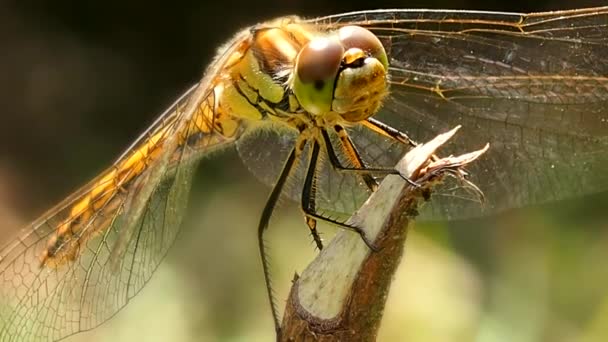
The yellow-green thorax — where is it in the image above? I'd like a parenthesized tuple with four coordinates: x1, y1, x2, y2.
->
(214, 17, 390, 132)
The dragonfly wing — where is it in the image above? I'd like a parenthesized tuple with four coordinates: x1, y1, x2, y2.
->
(313, 8, 608, 219)
(0, 84, 235, 341)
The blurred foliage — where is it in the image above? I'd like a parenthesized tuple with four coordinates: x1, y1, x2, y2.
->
(1, 0, 607, 341)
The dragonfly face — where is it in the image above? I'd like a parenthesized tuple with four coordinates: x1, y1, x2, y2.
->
(2, 6, 608, 341)
(290, 24, 389, 121)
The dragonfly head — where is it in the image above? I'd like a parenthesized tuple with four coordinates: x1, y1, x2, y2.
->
(291, 25, 389, 122)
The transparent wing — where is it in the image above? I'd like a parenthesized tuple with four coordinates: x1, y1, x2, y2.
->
(241, 8, 608, 220)
(0, 83, 236, 341)
(315, 7, 608, 219)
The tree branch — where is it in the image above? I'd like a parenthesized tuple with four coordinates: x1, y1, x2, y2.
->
(279, 126, 488, 341)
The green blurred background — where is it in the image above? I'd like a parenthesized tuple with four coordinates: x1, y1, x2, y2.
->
(1, 0, 608, 341)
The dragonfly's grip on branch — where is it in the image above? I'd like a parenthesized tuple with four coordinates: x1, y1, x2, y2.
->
(279, 126, 488, 341)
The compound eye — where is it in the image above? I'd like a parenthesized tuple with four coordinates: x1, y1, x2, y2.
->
(338, 26, 388, 70)
(293, 38, 344, 115)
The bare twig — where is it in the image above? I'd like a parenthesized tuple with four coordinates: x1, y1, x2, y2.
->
(279, 126, 489, 341)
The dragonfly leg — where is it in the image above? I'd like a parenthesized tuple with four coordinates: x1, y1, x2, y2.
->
(323, 126, 419, 187)
(362, 117, 418, 147)
(302, 139, 378, 251)
(305, 215, 324, 251)
(363, 118, 443, 165)
(298, 138, 324, 250)
(322, 128, 380, 191)
(257, 146, 298, 336)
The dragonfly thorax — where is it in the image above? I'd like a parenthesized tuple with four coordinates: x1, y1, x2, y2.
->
(215, 19, 390, 133)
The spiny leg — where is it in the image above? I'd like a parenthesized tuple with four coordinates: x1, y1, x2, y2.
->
(362, 117, 418, 147)
(324, 127, 379, 191)
(257, 146, 297, 336)
(301, 139, 377, 250)
(305, 217, 324, 251)
(324, 126, 418, 187)
(363, 118, 444, 166)
(302, 155, 324, 251)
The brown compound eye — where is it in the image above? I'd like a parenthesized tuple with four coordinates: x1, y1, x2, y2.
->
(295, 38, 344, 85)
(293, 38, 345, 114)
(338, 25, 388, 69)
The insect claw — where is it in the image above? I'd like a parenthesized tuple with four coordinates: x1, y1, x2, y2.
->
(397, 171, 421, 188)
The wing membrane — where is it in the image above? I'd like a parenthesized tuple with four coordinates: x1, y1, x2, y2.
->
(242, 8, 608, 220)
(0, 24, 251, 340)
(0, 85, 235, 341)
(308, 7, 608, 219)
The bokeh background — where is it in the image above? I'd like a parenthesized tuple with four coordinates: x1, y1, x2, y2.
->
(1, 0, 608, 341)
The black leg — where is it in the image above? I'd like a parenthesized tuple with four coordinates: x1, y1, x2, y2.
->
(323, 127, 419, 187)
(301, 139, 378, 251)
(324, 128, 379, 191)
(258, 146, 297, 336)
(305, 209, 324, 250)
(363, 117, 418, 147)
(298, 139, 324, 251)
(322, 128, 400, 191)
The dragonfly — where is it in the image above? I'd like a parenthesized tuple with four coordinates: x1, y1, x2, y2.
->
(1, 5, 608, 341)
